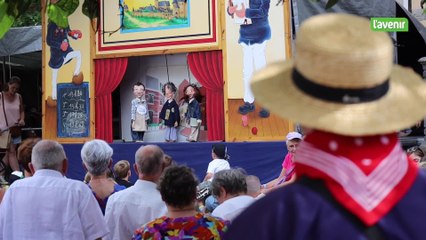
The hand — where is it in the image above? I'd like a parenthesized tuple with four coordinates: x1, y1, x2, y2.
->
(228, 5, 237, 14)
(235, 3, 246, 18)
(174, 121, 179, 127)
(68, 30, 82, 39)
(60, 40, 69, 51)
(18, 119, 25, 126)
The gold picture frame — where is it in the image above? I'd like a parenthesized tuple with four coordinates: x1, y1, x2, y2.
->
(97, 0, 219, 57)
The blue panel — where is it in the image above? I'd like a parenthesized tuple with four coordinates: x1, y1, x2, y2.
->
(64, 141, 287, 184)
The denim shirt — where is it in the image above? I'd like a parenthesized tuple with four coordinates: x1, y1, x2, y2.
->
(239, 0, 271, 45)
(185, 98, 202, 120)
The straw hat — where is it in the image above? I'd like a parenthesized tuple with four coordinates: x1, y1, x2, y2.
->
(251, 13, 426, 136)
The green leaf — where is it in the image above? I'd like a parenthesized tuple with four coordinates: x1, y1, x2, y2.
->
(325, 0, 339, 9)
(0, 0, 15, 39)
(0, 0, 8, 18)
(47, 4, 69, 27)
(47, 0, 80, 28)
(82, 0, 98, 20)
(0, 12, 14, 39)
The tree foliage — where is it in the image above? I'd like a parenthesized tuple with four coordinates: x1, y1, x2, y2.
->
(12, 0, 41, 27)
(0, 0, 40, 38)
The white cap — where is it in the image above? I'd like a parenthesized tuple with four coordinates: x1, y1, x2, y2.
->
(286, 132, 303, 141)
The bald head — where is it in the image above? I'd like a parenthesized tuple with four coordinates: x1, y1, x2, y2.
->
(135, 145, 164, 178)
(246, 175, 261, 197)
(31, 140, 66, 172)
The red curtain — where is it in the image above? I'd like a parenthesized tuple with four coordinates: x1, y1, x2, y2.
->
(187, 51, 224, 141)
(95, 58, 128, 142)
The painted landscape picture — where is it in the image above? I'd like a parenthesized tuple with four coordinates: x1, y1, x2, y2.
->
(122, 0, 189, 32)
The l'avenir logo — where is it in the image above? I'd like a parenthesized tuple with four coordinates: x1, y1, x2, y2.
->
(370, 17, 409, 32)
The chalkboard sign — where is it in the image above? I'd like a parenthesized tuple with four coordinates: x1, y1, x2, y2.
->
(57, 83, 90, 138)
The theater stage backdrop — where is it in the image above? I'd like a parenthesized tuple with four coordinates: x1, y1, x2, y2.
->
(42, 0, 293, 143)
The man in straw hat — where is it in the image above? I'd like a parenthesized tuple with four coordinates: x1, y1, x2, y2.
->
(225, 13, 426, 239)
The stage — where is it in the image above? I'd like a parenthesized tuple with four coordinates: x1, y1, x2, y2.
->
(63, 141, 287, 184)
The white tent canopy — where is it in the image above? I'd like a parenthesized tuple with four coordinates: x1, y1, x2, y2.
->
(0, 26, 42, 84)
(0, 26, 42, 57)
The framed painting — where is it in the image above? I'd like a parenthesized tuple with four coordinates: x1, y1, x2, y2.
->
(97, 0, 219, 56)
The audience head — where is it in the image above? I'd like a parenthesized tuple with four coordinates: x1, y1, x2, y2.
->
(159, 165, 199, 209)
(84, 172, 91, 184)
(81, 139, 113, 176)
(4, 76, 21, 93)
(286, 132, 302, 154)
(31, 140, 67, 173)
(18, 138, 41, 174)
(212, 169, 247, 204)
(407, 146, 424, 164)
(418, 161, 426, 169)
(113, 160, 131, 179)
(245, 175, 261, 198)
(212, 143, 229, 160)
(162, 154, 177, 171)
(135, 145, 164, 180)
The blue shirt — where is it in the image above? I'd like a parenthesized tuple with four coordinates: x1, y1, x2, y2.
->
(239, 0, 271, 45)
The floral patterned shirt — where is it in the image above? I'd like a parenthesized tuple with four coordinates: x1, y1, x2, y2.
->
(132, 212, 229, 240)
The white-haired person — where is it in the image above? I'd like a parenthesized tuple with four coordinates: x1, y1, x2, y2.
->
(261, 131, 303, 193)
(211, 169, 255, 222)
(226, 13, 426, 239)
(81, 139, 125, 214)
(132, 165, 229, 239)
(0, 140, 108, 239)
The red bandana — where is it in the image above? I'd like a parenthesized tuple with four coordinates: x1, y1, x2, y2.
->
(295, 130, 418, 226)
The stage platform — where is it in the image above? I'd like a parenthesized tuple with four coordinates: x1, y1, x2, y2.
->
(63, 141, 287, 184)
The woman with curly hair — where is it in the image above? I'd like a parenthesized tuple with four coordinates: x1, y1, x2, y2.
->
(133, 165, 229, 239)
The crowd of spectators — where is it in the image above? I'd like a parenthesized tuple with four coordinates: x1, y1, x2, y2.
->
(0, 137, 291, 239)
(1, 119, 425, 239)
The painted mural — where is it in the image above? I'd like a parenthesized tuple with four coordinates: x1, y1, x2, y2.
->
(98, 0, 216, 55)
(122, 0, 189, 32)
(227, 0, 271, 118)
(43, 0, 93, 141)
(225, 0, 290, 141)
(46, 0, 84, 103)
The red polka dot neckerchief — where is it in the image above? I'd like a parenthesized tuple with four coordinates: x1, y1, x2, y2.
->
(295, 130, 418, 226)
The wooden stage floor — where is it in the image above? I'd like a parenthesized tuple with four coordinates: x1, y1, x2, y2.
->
(227, 99, 292, 142)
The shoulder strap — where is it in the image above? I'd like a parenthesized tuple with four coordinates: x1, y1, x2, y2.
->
(1, 93, 8, 126)
(297, 177, 386, 240)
